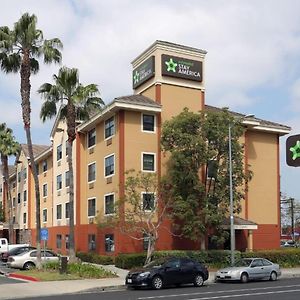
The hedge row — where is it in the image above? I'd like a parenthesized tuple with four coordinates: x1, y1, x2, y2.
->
(76, 252, 114, 265)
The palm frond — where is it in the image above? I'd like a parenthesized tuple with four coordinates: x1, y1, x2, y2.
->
(40, 100, 58, 122)
(30, 58, 39, 74)
(43, 38, 63, 64)
(0, 52, 21, 73)
(38, 83, 61, 102)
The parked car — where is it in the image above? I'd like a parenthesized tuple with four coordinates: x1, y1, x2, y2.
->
(1, 246, 36, 262)
(0, 238, 29, 255)
(125, 257, 209, 290)
(215, 258, 281, 283)
(7, 249, 59, 270)
(281, 240, 298, 248)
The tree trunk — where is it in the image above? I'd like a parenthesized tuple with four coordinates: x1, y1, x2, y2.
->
(20, 49, 42, 269)
(0, 154, 14, 242)
(145, 234, 157, 266)
(66, 102, 76, 262)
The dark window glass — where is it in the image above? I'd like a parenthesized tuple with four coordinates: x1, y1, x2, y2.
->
(17, 193, 21, 204)
(23, 168, 27, 180)
(57, 144, 62, 161)
(43, 209, 47, 222)
(262, 259, 272, 266)
(251, 259, 263, 267)
(143, 114, 155, 132)
(42, 160, 48, 172)
(56, 234, 62, 249)
(105, 234, 114, 252)
(57, 174, 62, 190)
(105, 194, 114, 215)
(88, 128, 96, 148)
(143, 193, 155, 211)
(12, 197, 16, 207)
(88, 163, 96, 182)
(23, 213, 26, 224)
(143, 154, 155, 171)
(105, 155, 114, 177)
(65, 202, 70, 219)
(164, 260, 180, 268)
(65, 235, 70, 249)
(65, 171, 70, 187)
(66, 141, 69, 156)
(88, 198, 96, 217)
(105, 117, 115, 139)
(43, 184, 48, 197)
(17, 172, 21, 182)
(30, 251, 37, 257)
(57, 204, 62, 220)
(88, 234, 96, 251)
(23, 191, 27, 202)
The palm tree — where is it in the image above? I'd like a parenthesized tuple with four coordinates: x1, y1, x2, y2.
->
(0, 13, 62, 268)
(0, 123, 20, 243)
(39, 66, 104, 261)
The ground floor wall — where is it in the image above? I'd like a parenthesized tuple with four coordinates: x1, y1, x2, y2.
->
(252, 224, 280, 249)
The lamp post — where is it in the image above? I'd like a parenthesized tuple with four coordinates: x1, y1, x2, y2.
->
(229, 114, 254, 266)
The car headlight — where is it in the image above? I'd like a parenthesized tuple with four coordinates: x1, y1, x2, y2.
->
(138, 271, 150, 278)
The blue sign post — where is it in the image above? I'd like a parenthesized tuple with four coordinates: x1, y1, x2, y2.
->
(40, 228, 48, 256)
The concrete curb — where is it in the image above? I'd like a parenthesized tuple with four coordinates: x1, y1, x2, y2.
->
(7, 273, 40, 282)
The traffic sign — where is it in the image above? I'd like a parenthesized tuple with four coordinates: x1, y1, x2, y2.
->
(286, 134, 300, 167)
(40, 228, 49, 241)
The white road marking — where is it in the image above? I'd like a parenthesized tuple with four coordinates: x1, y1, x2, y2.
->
(138, 284, 300, 299)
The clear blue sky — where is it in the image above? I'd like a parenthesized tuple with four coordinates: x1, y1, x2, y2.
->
(0, 0, 299, 201)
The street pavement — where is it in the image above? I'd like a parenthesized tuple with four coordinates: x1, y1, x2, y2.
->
(1, 264, 300, 299)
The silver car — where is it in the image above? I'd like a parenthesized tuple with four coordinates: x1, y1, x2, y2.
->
(7, 249, 59, 270)
(215, 258, 281, 283)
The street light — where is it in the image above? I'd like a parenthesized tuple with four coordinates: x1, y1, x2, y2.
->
(229, 114, 254, 266)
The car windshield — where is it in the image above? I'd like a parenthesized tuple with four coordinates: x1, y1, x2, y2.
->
(144, 258, 168, 268)
(234, 259, 252, 267)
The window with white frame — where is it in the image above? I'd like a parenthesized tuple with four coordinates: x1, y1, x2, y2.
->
(105, 117, 115, 139)
(57, 204, 62, 220)
(23, 190, 27, 203)
(23, 168, 27, 180)
(88, 128, 96, 148)
(17, 193, 21, 204)
(142, 114, 155, 132)
(142, 193, 155, 211)
(57, 174, 62, 190)
(65, 202, 70, 219)
(88, 234, 96, 251)
(104, 193, 114, 215)
(88, 162, 96, 182)
(23, 212, 26, 224)
(56, 234, 62, 249)
(57, 144, 62, 161)
(42, 159, 48, 172)
(88, 198, 96, 217)
(105, 234, 114, 252)
(142, 153, 155, 172)
(104, 154, 114, 177)
(65, 171, 70, 187)
(43, 183, 48, 198)
(43, 209, 47, 223)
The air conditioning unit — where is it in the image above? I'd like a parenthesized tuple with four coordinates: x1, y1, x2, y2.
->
(43, 172, 47, 177)
(106, 177, 112, 184)
(89, 218, 94, 224)
(88, 182, 94, 189)
(89, 148, 94, 154)
(57, 191, 61, 196)
(57, 161, 61, 167)
(43, 198, 47, 203)
(106, 138, 112, 146)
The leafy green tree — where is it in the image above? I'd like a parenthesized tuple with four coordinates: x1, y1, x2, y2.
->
(39, 66, 104, 262)
(161, 108, 252, 248)
(98, 170, 174, 265)
(0, 13, 62, 268)
(0, 123, 20, 242)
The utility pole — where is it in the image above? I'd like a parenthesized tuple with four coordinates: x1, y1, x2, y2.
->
(290, 198, 295, 241)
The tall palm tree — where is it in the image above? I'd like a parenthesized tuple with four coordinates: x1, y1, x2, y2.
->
(0, 13, 62, 268)
(39, 66, 104, 261)
(0, 123, 20, 243)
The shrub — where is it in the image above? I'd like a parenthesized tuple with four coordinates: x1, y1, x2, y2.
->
(76, 252, 114, 265)
(67, 262, 116, 278)
(115, 253, 147, 269)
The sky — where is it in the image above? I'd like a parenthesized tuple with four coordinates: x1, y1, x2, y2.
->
(0, 0, 300, 201)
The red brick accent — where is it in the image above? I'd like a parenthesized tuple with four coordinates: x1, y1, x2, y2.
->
(253, 224, 280, 249)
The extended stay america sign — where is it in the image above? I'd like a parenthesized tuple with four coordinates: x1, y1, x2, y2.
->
(132, 56, 155, 89)
(161, 54, 203, 82)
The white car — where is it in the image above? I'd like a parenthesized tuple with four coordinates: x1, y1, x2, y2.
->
(215, 258, 281, 283)
(7, 249, 59, 270)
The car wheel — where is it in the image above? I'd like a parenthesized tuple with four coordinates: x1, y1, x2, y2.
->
(240, 272, 248, 283)
(194, 273, 204, 287)
(23, 262, 35, 270)
(269, 271, 277, 281)
(151, 276, 163, 290)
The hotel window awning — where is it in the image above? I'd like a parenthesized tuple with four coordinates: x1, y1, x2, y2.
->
(222, 216, 258, 230)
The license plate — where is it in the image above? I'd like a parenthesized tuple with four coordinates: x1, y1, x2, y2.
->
(220, 275, 225, 279)
(127, 279, 132, 283)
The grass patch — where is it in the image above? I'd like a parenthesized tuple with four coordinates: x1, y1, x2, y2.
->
(13, 261, 117, 281)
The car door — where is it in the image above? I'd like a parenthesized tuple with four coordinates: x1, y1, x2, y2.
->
(262, 259, 273, 278)
(163, 259, 181, 285)
(249, 259, 264, 279)
(180, 259, 196, 284)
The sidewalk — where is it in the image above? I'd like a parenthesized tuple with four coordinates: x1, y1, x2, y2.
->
(0, 267, 300, 300)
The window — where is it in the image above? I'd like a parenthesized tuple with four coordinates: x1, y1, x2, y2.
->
(12, 181, 16, 188)
(23, 168, 27, 180)
(88, 234, 96, 251)
(142, 193, 155, 211)
(65, 202, 70, 219)
(42, 160, 48, 172)
(88, 163, 96, 182)
(88, 198, 96, 217)
(104, 154, 114, 177)
(17, 193, 21, 204)
(65, 171, 70, 187)
(251, 259, 263, 267)
(142, 153, 155, 172)
(207, 160, 218, 179)
(17, 172, 21, 182)
(66, 141, 69, 156)
(57, 204, 62, 220)
(23, 212, 26, 224)
(56, 234, 62, 249)
(142, 114, 155, 132)
(23, 191, 27, 203)
(57, 144, 62, 161)
(105, 234, 114, 252)
(57, 174, 62, 190)
(88, 128, 96, 148)
(43, 184, 48, 198)
(104, 194, 114, 215)
(43, 209, 47, 223)
(105, 117, 115, 139)
(65, 235, 70, 249)
(12, 197, 16, 207)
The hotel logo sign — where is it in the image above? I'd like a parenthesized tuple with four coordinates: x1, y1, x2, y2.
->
(161, 54, 203, 82)
(132, 56, 155, 89)
(286, 134, 300, 167)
